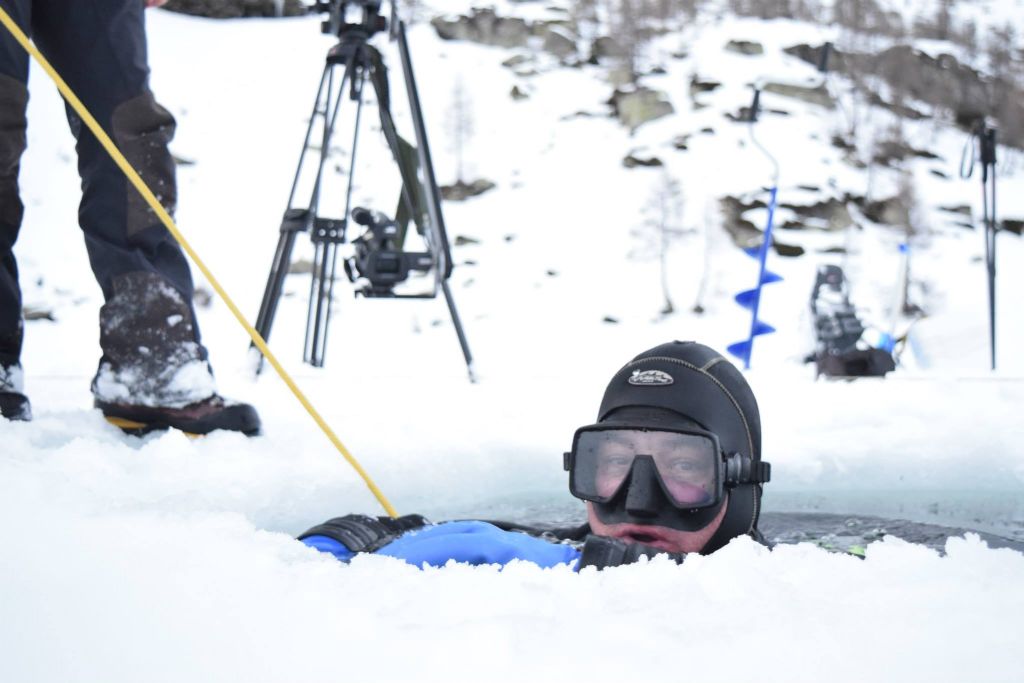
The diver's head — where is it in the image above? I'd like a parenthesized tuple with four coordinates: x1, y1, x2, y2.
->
(565, 341, 770, 554)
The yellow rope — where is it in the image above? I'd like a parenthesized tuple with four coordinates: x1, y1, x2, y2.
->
(0, 6, 398, 518)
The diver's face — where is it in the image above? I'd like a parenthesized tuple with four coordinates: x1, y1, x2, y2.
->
(586, 496, 728, 553)
(592, 429, 717, 506)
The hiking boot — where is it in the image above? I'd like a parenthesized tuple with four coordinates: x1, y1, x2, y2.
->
(0, 364, 31, 421)
(97, 395, 261, 436)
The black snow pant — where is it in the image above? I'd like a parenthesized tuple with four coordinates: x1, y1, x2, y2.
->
(0, 0, 215, 407)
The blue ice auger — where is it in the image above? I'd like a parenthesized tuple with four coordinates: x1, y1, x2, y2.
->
(728, 87, 783, 370)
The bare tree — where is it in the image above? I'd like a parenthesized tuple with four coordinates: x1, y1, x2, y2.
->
(634, 172, 686, 315)
(446, 75, 474, 184)
(893, 171, 921, 314)
(609, 0, 652, 83)
(934, 0, 954, 41)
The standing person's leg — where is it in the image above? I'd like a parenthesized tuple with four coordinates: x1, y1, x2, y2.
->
(32, 0, 258, 434)
(0, 0, 33, 421)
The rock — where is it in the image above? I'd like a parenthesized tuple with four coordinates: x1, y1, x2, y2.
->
(854, 194, 911, 227)
(602, 316, 620, 324)
(622, 154, 664, 168)
(502, 54, 532, 68)
(831, 134, 856, 151)
(531, 19, 573, 38)
(510, 85, 529, 100)
(22, 306, 55, 321)
(1002, 219, 1023, 236)
(542, 26, 577, 59)
(431, 9, 531, 49)
(606, 66, 636, 88)
(939, 205, 972, 217)
(785, 42, 1024, 147)
(590, 36, 626, 61)
(672, 134, 690, 150)
(725, 107, 755, 123)
(774, 242, 805, 257)
(761, 81, 834, 108)
(441, 179, 497, 201)
(867, 91, 928, 120)
(454, 235, 481, 246)
(609, 87, 675, 131)
(719, 195, 805, 257)
(929, 168, 950, 179)
(161, 0, 305, 18)
(779, 197, 854, 231)
(193, 286, 213, 308)
(725, 40, 764, 56)
(689, 76, 722, 97)
(872, 140, 941, 167)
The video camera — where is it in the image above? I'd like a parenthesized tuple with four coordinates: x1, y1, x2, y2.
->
(347, 207, 432, 296)
(312, 0, 389, 38)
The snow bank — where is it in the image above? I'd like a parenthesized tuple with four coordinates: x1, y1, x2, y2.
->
(4, 3, 1024, 681)
(3, 496, 1023, 683)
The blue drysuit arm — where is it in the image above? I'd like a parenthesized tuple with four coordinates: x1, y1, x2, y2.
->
(302, 520, 580, 569)
(302, 534, 357, 562)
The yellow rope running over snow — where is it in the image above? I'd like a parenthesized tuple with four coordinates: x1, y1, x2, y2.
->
(0, 6, 398, 518)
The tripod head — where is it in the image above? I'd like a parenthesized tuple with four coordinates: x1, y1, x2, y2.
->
(313, 0, 393, 40)
(348, 207, 432, 296)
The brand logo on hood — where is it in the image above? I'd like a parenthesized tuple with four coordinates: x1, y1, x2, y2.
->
(628, 370, 674, 386)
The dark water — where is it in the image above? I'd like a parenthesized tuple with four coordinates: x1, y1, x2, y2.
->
(429, 494, 1024, 554)
(462, 504, 1024, 554)
(758, 511, 1024, 554)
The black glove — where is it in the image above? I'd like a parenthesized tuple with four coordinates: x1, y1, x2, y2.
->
(298, 513, 429, 553)
(578, 534, 687, 570)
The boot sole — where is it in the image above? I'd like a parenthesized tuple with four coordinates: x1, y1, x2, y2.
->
(104, 415, 204, 438)
(100, 402, 261, 437)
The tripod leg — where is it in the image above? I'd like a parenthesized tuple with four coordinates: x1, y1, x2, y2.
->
(396, 20, 452, 280)
(252, 229, 299, 371)
(315, 58, 369, 366)
(253, 63, 332, 372)
(442, 280, 476, 383)
(307, 241, 341, 368)
(395, 21, 475, 382)
(304, 59, 348, 367)
(304, 241, 322, 365)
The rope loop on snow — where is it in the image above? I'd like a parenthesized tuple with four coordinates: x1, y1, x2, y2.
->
(0, 6, 398, 518)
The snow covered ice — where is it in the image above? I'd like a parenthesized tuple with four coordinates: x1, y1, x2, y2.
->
(3, 1, 1024, 681)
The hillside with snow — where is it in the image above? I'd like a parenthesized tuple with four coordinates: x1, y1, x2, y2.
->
(3, 1, 1024, 680)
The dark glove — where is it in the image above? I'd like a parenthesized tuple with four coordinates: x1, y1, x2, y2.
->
(299, 513, 429, 561)
(578, 534, 687, 570)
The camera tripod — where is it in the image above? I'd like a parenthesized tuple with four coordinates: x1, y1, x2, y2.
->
(252, 1, 474, 380)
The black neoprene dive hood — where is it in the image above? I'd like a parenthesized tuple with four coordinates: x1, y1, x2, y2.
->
(587, 341, 766, 554)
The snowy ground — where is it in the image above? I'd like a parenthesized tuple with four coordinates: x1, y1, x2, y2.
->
(3, 3, 1024, 681)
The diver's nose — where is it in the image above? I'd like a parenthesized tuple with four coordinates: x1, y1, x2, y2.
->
(624, 456, 662, 518)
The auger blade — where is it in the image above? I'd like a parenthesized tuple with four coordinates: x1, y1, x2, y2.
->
(727, 340, 752, 364)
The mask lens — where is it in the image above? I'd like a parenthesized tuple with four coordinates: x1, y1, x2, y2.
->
(571, 428, 720, 507)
